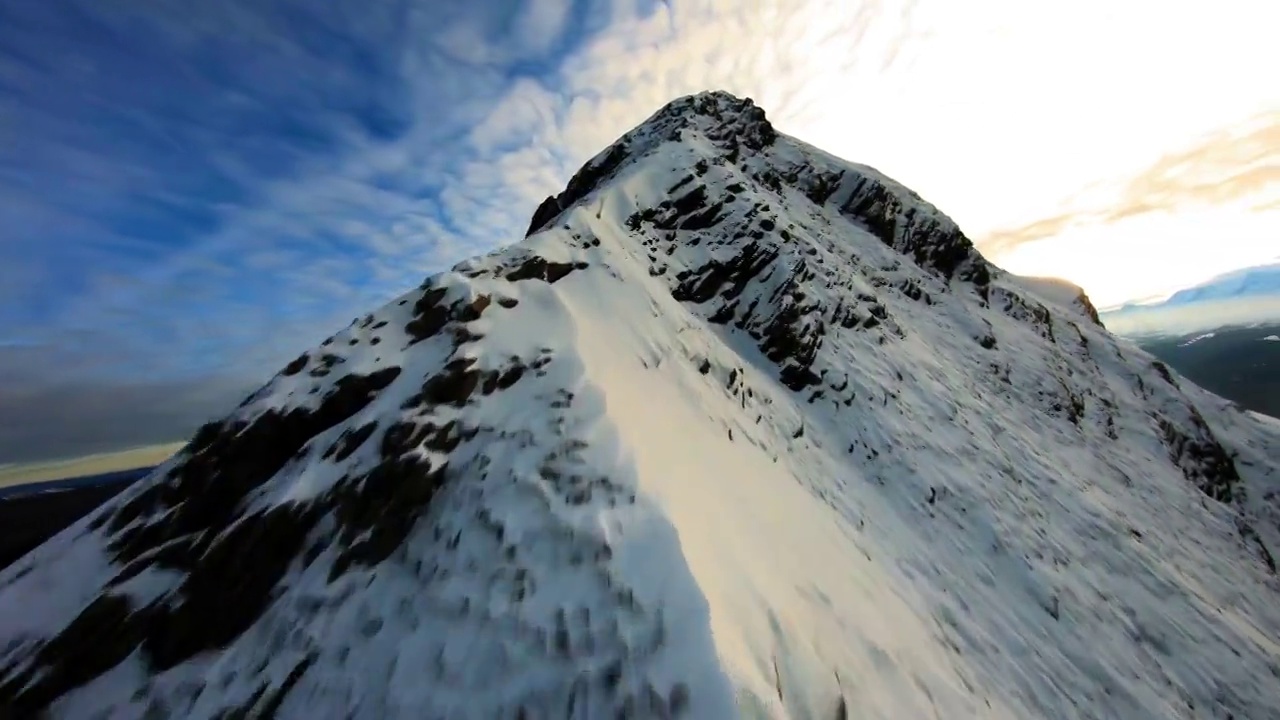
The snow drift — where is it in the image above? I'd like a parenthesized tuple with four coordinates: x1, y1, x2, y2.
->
(2, 91, 1278, 720)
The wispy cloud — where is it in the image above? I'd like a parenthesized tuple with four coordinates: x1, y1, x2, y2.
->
(986, 110, 1279, 306)
(983, 111, 1280, 255)
(1, 0, 1276, 460)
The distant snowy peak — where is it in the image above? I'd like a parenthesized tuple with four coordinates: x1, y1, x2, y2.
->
(1179, 332, 1218, 347)
(3, 91, 1279, 720)
(1103, 263, 1280, 319)
(1164, 263, 1280, 305)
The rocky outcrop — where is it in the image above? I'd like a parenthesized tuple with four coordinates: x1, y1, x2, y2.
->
(526, 91, 776, 237)
(833, 173, 990, 286)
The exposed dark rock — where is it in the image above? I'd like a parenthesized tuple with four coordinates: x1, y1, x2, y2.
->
(0, 321, 540, 711)
(406, 287, 503, 346)
(897, 278, 930, 303)
(234, 653, 317, 719)
(631, 183, 729, 233)
(141, 501, 325, 671)
(677, 200, 727, 231)
(1073, 289, 1103, 325)
(686, 92, 777, 151)
(708, 301, 738, 325)
(456, 294, 492, 323)
(1151, 361, 1178, 388)
(1156, 408, 1240, 503)
(282, 353, 309, 377)
(797, 169, 844, 205)
(1238, 521, 1276, 575)
(526, 143, 630, 236)
(412, 358, 483, 408)
(526, 196, 563, 237)
(993, 288, 1055, 342)
(779, 362, 821, 391)
(325, 421, 379, 463)
(1064, 388, 1085, 427)
(330, 455, 447, 579)
(405, 287, 451, 344)
(667, 174, 695, 194)
(673, 242, 778, 304)
(0, 498, 329, 714)
(110, 368, 399, 576)
(381, 420, 428, 458)
(108, 366, 402, 568)
(760, 301, 821, 369)
(505, 256, 582, 284)
(675, 247, 827, 394)
(670, 185, 709, 216)
(833, 174, 989, 286)
(308, 353, 344, 378)
(0, 593, 152, 713)
(526, 92, 774, 237)
(496, 363, 526, 390)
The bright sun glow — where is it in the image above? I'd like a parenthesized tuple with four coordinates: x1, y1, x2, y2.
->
(604, 0, 1280, 306)
(994, 205, 1280, 308)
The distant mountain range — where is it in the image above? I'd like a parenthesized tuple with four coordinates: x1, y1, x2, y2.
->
(1105, 262, 1280, 313)
(1102, 263, 1280, 338)
(1155, 264, 1280, 307)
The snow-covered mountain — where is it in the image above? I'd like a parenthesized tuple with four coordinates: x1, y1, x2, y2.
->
(1159, 264, 1280, 308)
(3, 91, 1279, 719)
(1101, 264, 1280, 338)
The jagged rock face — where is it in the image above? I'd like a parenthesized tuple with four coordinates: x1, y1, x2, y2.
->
(3, 91, 1279, 720)
(527, 91, 776, 237)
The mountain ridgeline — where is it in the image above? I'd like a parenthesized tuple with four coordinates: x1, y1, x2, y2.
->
(2, 91, 1278, 719)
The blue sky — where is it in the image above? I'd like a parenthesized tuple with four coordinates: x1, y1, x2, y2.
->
(1, 0, 1275, 462)
(0, 0, 636, 461)
(0, 0, 616, 383)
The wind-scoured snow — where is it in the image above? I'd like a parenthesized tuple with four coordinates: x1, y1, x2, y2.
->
(2, 91, 1278, 719)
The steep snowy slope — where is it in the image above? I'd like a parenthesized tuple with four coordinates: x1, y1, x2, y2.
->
(2, 91, 1278, 719)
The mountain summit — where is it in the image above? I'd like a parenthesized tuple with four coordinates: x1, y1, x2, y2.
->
(3, 91, 1278, 719)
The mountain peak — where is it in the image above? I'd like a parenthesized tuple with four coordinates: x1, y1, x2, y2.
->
(526, 90, 776, 237)
(3, 94, 1279, 719)
(646, 90, 778, 148)
(532, 91, 990, 295)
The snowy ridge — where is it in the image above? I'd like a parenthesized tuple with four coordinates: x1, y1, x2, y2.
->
(2, 91, 1278, 719)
